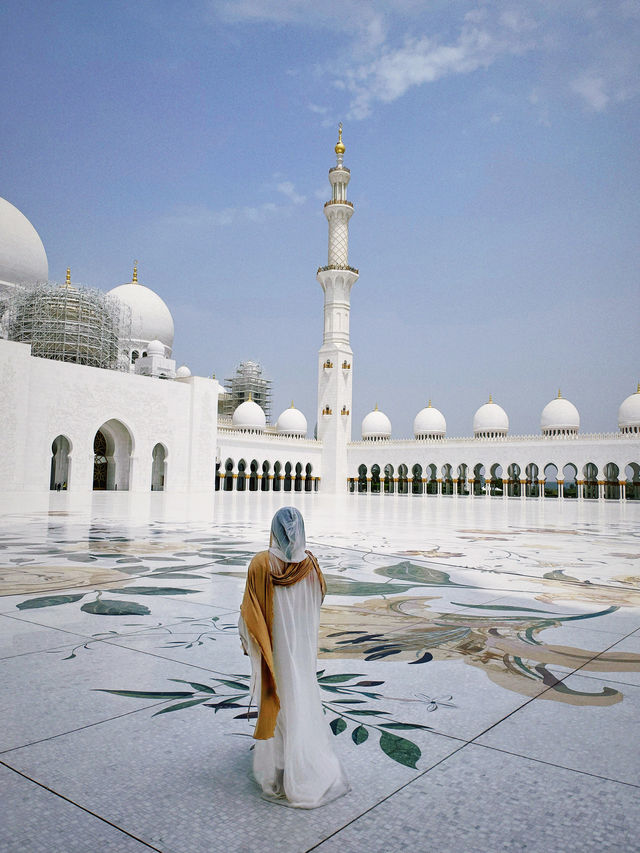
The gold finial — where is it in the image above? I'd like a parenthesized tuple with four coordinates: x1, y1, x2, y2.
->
(132, 260, 138, 283)
(558, 388, 562, 398)
(428, 399, 432, 408)
(374, 403, 378, 411)
(248, 391, 253, 402)
(335, 122, 345, 156)
(636, 382, 640, 394)
(290, 400, 295, 408)
(65, 267, 71, 285)
(489, 393, 493, 404)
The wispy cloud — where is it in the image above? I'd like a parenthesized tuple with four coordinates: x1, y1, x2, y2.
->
(276, 181, 306, 205)
(344, 8, 537, 119)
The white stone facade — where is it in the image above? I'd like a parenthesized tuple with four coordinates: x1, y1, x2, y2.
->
(0, 339, 220, 493)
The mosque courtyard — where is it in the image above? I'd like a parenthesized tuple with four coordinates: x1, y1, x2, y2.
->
(1, 491, 639, 852)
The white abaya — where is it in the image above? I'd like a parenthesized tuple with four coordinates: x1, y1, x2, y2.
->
(239, 567, 349, 809)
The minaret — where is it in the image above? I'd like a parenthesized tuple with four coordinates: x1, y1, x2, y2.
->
(316, 125, 359, 493)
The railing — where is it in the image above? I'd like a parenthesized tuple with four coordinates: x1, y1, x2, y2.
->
(217, 426, 321, 446)
(317, 264, 359, 275)
(348, 431, 633, 447)
(324, 200, 354, 208)
(329, 166, 350, 174)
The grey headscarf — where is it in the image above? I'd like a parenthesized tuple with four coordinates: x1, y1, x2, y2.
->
(269, 506, 307, 563)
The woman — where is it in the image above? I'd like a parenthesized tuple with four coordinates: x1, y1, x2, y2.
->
(239, 506, 350, 808)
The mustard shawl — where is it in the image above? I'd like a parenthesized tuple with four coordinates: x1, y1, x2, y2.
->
(240, 549, 326, 740)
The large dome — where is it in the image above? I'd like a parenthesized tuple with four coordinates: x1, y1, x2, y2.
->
(540, 392, 580, 435)
(362, 406, 392, 440)
(0, 197, 48, 290)
(276, 403, 307, 437)
(232, 399, 266, 432)
(108, 268, 174, 354)
(473, 396, 509, 437)
(413, 401, 446, 439)
(618, 384, 640, 433)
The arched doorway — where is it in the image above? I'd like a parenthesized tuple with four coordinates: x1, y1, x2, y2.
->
(371, 464, 381, 494)
(384, 464, 394, 494)
(93, 420, 133, 490)
(249, 460, 259, 492)
(490, 464, 503, 496)
(583, 462, 598, 499)
(411, 464, 423, 495)
(305, 463, 313, 492)
(261, 461, 270, 492)
(507, 463, 521, 497)
(50, 435, 71, 490)
(397, 464, 408, 495)
(151, 443, 167, 491)
(563, 463, 578, 498)
(294, 462, 303, 492)
(237, 459, 246, 491)
(284, 462, 292, 492)
(357, 464, 368, 494)
(223, 459, 234, 491)
(273, 461, 282, 492)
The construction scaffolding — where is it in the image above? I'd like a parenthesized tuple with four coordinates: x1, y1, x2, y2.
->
(223, 360, 272, 422)
(7, 279, 132, 371)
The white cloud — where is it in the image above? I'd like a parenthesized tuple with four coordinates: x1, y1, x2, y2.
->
(276, 181, 306, 205)
(570, 73, 609, 111)
(345, 13, 536, 119)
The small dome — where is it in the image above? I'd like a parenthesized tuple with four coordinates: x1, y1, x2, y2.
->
(541, 391, 580, 434)
(146, 339, 164, 357)
(413, 401, 446, 438)
(473, 396, 509, 437)
(232, 399, 266, 432)
(276, 403, 307, 437)
(0, 197, 48, 289)
(175, 365, 191, 378)
(619, 384, 640, 433)
(108, 267, 174, 353)
(362, 406, 391, 440)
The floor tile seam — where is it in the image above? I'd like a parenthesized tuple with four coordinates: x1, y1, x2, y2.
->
(546, 668, 640, 690)
(308, 539, 639, 595)
(101, 638, 248, 675)
(0, 759, 162, 851)
(0, 698, 177, 757)
(465, 626, 640, 746)
(303, 739, 473, 853)
(470, 741, 640, 790)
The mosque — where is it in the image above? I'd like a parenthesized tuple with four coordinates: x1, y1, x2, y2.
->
(0, 129, 638, 501)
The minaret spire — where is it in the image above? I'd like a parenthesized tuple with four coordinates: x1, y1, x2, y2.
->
(316, 126, 359, 492)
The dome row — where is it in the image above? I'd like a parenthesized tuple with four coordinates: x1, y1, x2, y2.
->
(362, 388, 640, 440)
(232, 400, 308, 436)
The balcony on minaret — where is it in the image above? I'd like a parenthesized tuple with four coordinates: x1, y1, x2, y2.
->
(317, 264, 359, 274)
(324, 199, 354, 209)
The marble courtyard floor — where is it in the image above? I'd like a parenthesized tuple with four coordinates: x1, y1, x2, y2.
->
(1, 491, 639, 853)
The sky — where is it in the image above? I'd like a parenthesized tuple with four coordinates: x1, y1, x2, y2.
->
(1, 0, 638, 437)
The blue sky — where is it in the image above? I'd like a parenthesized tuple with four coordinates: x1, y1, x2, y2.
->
(1, 0, 638, 436)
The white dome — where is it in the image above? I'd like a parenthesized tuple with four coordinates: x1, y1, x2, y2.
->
(362, 406, 392, 440)
(413, 402, 446, 438)
(618, 385, 640, 432)
(0, 197, 48, 289)
(232, 399, 266, 431)
(541, 392, 580, 434)
(276, 403, 307, 436)
(108, 272, 174, 353)
(175, 365, 191, 378)
(146, 339, 164, 356)
(473, 397, 509, 436)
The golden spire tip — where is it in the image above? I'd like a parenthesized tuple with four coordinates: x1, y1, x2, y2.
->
(335, 122, 345, 156)
(428, 399, 432, 408)
(65, 267, 71, 284)
(132, 260, 138, 283)
(489, 393, 493, 404)
(558, 388, 562, 398)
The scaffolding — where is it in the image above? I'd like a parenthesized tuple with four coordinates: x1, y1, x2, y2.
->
(223, 360, 272, 422)
(7, 280, 132, 371)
